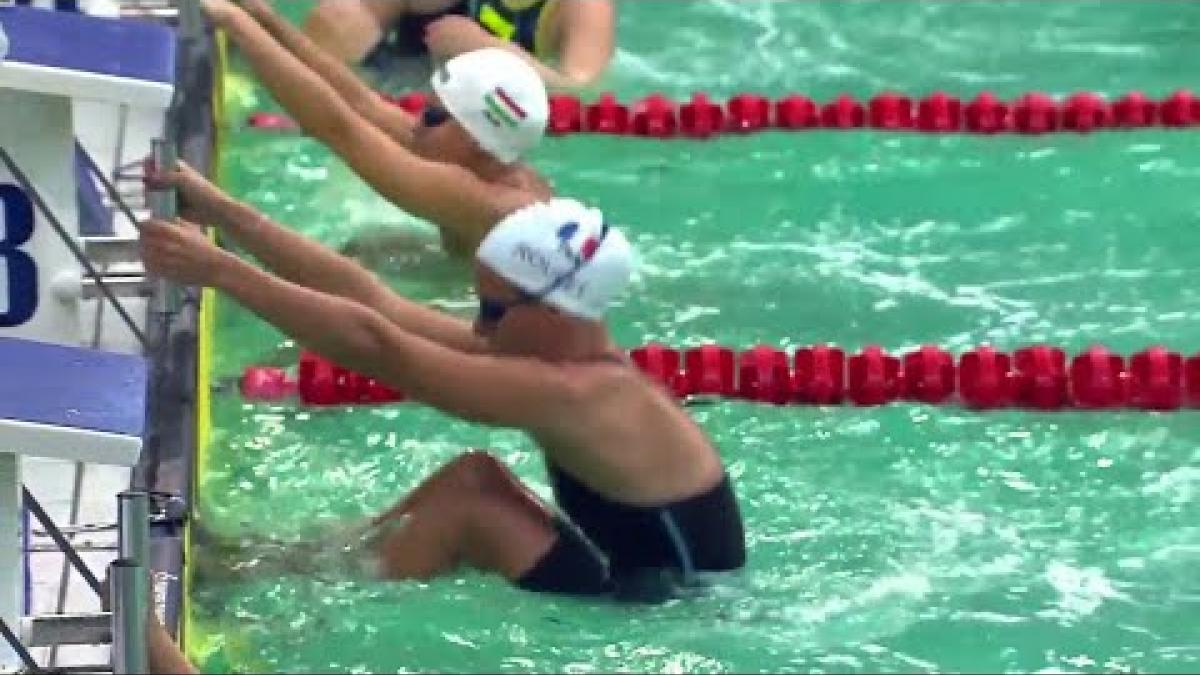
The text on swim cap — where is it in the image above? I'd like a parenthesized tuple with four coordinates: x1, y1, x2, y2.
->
(513, 243, 589, 298)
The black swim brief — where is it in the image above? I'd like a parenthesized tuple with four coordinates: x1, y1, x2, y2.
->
(517, 467, 747, 602)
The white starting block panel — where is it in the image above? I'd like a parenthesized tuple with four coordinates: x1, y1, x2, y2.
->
(0, 6, 175, 347)
(0, 336, 147, 667)
(0, 7, 172, 666)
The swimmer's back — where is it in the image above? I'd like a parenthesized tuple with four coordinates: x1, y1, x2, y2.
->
(437, 163, 553, 256)
(532, 357, 726, 506)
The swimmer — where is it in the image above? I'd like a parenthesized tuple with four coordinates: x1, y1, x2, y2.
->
(140, 198, 747, 601)
(204, 0, 554, 258)
(302, 0, 615, 91)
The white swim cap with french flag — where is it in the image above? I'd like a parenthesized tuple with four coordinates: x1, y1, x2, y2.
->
(431, 48, 549, 164)
(477, 199, 636, 320)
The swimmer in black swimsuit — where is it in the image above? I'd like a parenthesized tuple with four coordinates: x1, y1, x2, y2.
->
(303, 0, 615, 90)
(141, 196, 747, 602)
(208, 0, 555, 258)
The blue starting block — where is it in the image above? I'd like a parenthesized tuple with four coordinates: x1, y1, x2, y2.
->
(0, 336, 146, 465)
(0, 5, 174, 106)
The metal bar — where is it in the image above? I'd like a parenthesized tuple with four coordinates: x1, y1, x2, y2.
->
(84, 236, 142, 268)
(0, 616, 40, 673)
(118, 492, 150, 569)
(177, 0, 204, 40)
(83, 276, 154, 301)
(110, 560, 148, 675)
(28, 544, 119, 554)
(49, 462, 87, 669)
(21, 613, 111, 647)
(148, 139, 179, 320)
(31, 523, 118, 537)
(21, 488, 103, 596)
(77, 144, 144, 231)
(148, 140, 177, 220)
(0, 146, 149, 348)
(113, 103, 130, 184)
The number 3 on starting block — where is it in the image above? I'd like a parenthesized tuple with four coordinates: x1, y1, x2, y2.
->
(0, 184, 38, 328)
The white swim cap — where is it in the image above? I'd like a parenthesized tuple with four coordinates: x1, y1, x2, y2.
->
(477, 199, 635, 320)
(431, 48, 549, 164)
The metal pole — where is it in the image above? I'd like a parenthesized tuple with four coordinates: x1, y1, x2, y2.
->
(148, 139, 179, 317)
(109, 560, 148, 675)
(177, 0, 205, 40)
(117, 492, 150, 569)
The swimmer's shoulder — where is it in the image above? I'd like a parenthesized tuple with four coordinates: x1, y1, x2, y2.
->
(565, 353, 663, 407)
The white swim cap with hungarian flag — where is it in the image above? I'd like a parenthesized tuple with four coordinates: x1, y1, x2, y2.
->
(431, 48, 549, 164)
(477, 199, 636, 320)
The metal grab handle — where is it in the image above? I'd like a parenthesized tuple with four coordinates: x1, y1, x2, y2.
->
(109, 560, 148, 675)
(147, 139, 180, 318)
(117, 491, 150, 568)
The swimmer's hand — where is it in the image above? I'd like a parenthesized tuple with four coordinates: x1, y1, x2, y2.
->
(201, 0, 243, 27)
(235, 0, 274, 21)
(140, 217, 235, 287)
(146, 161, 234, 228)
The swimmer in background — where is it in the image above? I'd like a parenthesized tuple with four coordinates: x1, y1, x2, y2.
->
(302, 0, 615, 92)
(204, 0, 555, 259)
(139, 188, 746, 601)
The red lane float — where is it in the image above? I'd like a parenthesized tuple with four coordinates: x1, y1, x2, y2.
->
(917, 92, 962, 132)
(902, 345, 954, 404)
(548, 94, 583, 135)
(683, 345, 737, 398)
(847, 345, 902, 406)
(869, 93, 913, 130)
(248, 90, 1200, 136)
(239, 345, 1200, 412)
(1129, 346, 1182, 411)
(585, 93, 629, 134)
(959, 346, 1016, 409)
(1014, 345, 1068, 410)
(632, 94, 677, 138)
(794, 344, 845, 404)
(680, 93, 725, 138)
(738, 345, 791, 404)
(1113, 91, 1157, 128)
(1069, 345, 1129, 409)
(728, 94, 772, 133)
(775, 95, 819, 129)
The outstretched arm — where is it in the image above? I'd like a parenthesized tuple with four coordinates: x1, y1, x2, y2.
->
(141, 219, 580, 429)
(150, 168, 483, 353)
(240, 0, 417, 146)
(206, 0, 530, 249)
(148, 611, 198, 675)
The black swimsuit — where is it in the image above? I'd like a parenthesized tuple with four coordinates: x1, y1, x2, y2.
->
(516, 356, 748, 601)
(364, 0, 558, 68)
(519, 465, 746, 601)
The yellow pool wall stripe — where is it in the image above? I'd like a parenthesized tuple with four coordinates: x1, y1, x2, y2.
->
(181, 27, 228, 662)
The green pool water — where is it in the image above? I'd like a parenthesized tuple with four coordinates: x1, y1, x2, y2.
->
(189, 1, 1200, 672)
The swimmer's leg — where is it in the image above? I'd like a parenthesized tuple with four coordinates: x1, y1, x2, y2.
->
(303, 0, 407, 64)
(370, 451, 611, 594)
(338, 228, 442, 266)
(188, 518, 380, 583)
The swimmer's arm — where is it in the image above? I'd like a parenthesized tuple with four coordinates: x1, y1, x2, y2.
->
(216, 4, 515, 245)
(147, 611, 198, 675)
(434, 0, 613, 90)
(552, 0, 615, 89)
(242, 0, 417, 146)
(215, 199, 484, 352)
(215, 4, 403, 156)
(215, 260, 579, 428)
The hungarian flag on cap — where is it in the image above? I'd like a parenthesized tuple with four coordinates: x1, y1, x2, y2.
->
(483, 87, 527, 129)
